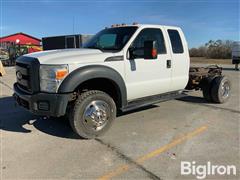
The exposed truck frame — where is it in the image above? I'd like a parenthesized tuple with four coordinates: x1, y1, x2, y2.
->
(186, 65, 230, 103)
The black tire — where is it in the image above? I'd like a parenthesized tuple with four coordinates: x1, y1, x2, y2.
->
(69, 90, 116, 139)
(201, 77, 214, 102)
(211, 76, 231, 103)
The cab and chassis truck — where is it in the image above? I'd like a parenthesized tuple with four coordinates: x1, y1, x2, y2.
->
(13, 24, 231, 139)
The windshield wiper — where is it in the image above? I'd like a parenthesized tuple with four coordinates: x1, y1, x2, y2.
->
(85, 45, 120, 51)
(102, 47, 119, 50)
(86, 45, 103, 51)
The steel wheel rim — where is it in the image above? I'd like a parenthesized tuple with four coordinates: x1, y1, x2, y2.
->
(83, 100, 110, 131)
(221, 81, 230, 98)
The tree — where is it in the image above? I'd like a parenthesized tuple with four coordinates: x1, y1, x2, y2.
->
(189, 40, 234, 59)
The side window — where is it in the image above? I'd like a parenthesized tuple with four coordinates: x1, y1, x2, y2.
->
(131, 28, 166, 58)
(167, 29, 184, 53)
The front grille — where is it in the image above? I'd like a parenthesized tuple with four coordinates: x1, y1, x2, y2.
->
(16, 62, 31, 92)
(15, 56, 40, 94)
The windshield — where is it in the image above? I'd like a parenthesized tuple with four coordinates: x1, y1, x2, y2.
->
(83, 26, 138, 51)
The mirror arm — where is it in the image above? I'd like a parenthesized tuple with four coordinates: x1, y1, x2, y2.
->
(128, 47, 135, 60)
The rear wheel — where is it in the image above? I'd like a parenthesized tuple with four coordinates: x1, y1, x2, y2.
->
(211, 76, 231, 103)
(202, 77, 214, 102)
(69, 90, 116, 139)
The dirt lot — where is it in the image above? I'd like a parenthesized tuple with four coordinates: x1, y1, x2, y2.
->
(191, 57, 232, 65)
(0, 64, 239, 179)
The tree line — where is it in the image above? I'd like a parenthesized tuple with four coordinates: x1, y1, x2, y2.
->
(189, 40, 235, 59)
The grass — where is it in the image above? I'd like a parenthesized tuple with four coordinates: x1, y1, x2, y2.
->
(190, 57, 232, 65)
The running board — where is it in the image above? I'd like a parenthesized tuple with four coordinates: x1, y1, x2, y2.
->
(121, 91, 186, 112)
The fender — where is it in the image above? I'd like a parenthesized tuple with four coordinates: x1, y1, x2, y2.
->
(58, 65, 127, 107)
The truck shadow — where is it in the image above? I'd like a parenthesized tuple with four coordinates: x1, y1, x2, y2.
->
(0, 96, 81, 139)
(222, 67, 240, 71)
(177, 96, 207, 103)
(0, 96, 33, 133)
(117, 104, 158, 116)
(0, 96, 158, 140)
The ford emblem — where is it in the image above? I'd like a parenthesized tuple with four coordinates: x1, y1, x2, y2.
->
(16, 71, 23, 80)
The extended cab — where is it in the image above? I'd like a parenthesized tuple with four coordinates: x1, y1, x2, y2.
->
(13, 24, 231, 138)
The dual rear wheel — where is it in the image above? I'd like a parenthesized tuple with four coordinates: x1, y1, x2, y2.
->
(202, 76, 231, 103)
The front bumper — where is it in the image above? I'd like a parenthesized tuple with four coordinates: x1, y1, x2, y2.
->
(13, 83, 72, 117)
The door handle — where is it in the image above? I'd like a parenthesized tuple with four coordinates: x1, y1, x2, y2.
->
(167, 60, 171, 68)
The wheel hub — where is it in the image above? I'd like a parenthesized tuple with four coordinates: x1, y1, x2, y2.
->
(221, 81, 230, 98)
(83, 100, 110, 131)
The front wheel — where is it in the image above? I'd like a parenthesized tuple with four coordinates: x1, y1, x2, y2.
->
(69, 90, 116, 139)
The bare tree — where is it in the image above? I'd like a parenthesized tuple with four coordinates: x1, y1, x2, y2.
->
(189, 40, 233, 59)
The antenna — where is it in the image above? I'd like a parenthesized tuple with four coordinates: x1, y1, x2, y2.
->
(72, 16, 75, 34)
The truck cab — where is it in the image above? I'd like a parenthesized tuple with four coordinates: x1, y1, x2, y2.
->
(14, 24, 226, 139)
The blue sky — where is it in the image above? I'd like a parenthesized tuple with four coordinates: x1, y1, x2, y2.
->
(0, 0, 239, 48)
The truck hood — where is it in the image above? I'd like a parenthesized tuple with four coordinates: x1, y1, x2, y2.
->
(24, 48, 113, 64)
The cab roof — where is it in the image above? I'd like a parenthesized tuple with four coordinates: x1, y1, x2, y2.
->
(108, 24, 181, 31)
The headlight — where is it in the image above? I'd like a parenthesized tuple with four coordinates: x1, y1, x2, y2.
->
(39, 64, 68, 93)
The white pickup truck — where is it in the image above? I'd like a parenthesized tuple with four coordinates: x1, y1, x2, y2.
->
(13, 24, 231, 138)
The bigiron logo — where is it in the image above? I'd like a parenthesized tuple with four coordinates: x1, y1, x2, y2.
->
(181, 161, 237, 179)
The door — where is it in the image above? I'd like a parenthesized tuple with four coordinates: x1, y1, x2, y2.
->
(125, 28, 172, 100)
(166, 28, 190, 91)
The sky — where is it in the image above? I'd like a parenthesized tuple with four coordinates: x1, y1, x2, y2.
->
(0, 0, 239, 48)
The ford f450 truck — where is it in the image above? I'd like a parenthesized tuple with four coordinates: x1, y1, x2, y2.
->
(13, 24, 231, 139)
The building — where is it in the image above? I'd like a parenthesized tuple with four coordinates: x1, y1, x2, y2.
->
(0, 32, 41, 45)
(0, 32, 42, 65)
(0, 32, 42, 53)
(0, 32, 42, 54)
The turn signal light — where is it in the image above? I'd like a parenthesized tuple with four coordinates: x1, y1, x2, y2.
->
(56, 69, 68, 80)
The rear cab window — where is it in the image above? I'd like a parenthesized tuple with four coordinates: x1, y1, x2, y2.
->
(167, 29, 184, 53)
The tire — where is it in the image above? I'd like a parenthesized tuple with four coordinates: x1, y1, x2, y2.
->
(69, 90, 116, 139)
(211, 76, 231, 103)
(201, 77, 214, 102)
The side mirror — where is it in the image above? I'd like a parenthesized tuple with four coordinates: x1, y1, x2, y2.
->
(144, 40, 158, 59)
